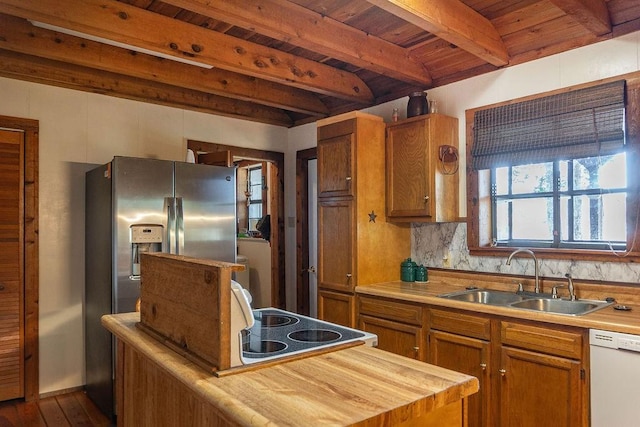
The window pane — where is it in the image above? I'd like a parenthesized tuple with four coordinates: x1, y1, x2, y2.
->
(511, 197, 554, 240)
(495, 200, 510, 240)
(249, 168, 262, 182)
(249, 203, 262, 218)
(495, 167, 509, 195)
(572, 193, 626, 242)
(511, 163, 553, 194)
(573, 153, 626, 190)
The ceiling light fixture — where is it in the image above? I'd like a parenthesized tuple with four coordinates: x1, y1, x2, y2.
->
(29, 20, 214, 69)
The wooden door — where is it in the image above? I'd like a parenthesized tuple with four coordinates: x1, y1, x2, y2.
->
(0, 129, 24, 401)
(359, 315, 423, 360)
(429, 330, 490, 427)
(386, 118, 432, 217)
(499, 346, 583, 427)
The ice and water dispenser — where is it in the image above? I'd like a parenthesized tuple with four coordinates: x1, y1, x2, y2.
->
(130, 224, 163, 279)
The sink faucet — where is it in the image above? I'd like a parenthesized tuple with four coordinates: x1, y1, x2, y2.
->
(506, 249, 540, 293)
(565, 273, 576, 301)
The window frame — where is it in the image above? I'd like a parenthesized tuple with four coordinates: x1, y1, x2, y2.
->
(466, 74, 640, 262)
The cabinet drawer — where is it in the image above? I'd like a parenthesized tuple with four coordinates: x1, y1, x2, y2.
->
(500, 321, 584, 360)
(429, 308, 491, 340)
(358, 296, 423, 326)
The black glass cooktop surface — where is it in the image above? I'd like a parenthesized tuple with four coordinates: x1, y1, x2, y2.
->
(241, 308, 376, 362)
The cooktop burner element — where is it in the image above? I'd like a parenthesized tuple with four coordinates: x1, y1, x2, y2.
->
(255, 312, 300, 328)
(240, 308, 377, 364)
(243, 339, 287, 355)
(288, 329, 341, 343)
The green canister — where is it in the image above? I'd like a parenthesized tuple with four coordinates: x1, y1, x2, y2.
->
(415, 265, 428, 282)
(400, 258, 417, 282)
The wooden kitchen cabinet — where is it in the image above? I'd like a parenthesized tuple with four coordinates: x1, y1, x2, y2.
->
(317, 112, 410, 327)
(318, 288, 354, 327)
(429, 309, 492, 427)
(386, 114, 459, 222)
(428, 308, 589, 427)
(498, 320, 587, 427)
(357, 296, 425, 360)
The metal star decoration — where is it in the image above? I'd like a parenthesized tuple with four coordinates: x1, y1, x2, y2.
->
(368, 210, 377, 223)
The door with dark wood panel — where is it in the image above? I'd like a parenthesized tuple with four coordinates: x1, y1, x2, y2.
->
(0, 129, 24, 401)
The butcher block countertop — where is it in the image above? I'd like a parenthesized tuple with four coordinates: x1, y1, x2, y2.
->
(102, 312, 479, 427)
(357, 274, 640, 335)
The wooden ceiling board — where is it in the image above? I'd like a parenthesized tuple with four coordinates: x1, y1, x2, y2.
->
(608, 0, 640, 26)
(502, 16, 596, 56)
(463, 0, 542, 20)
(492, 1, 566, 36)
(0, 0, 636, 126)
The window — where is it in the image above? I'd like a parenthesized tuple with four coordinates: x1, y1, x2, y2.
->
(247, 166, 263, 231)
(492, 153, 627, 249)
(466, 78, 640, 260)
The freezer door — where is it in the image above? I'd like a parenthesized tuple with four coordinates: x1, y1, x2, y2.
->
(174, 162, 237, 262)
(113, 157, 174, 313)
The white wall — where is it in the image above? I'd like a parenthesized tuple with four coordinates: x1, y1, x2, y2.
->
(0, 78, 287, 395)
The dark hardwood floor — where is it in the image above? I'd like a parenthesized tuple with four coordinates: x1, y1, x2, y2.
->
(0, 391, 112, 427)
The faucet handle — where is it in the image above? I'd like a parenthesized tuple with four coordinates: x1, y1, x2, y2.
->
(551, 284, 566, 299)
(512, 281, 524, 293)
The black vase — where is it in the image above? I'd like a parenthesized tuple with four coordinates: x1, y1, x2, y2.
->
(407, 91, 428, 118)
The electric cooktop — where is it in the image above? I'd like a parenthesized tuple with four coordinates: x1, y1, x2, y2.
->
(240, 308, 377, 364)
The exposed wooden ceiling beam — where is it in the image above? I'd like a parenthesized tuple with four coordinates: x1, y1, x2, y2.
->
(366, 0, 509, 67)
(547, 0, 611, 35)
(0, 50, 294, 126)
(161, 0, 432, 86)
(0, 14, 328, 116)
(0, 0, 374, 103)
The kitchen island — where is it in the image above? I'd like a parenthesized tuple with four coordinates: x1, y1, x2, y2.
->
(102, 312, 478, 426)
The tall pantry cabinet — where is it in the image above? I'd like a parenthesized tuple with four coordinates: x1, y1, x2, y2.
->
(316, 112, 410, 327)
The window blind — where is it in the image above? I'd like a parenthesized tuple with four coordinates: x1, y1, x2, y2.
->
(471, 80, 626, 170)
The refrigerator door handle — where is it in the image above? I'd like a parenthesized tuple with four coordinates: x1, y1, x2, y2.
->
(176, 197, 185, 255)
(167, 197, 177, 254)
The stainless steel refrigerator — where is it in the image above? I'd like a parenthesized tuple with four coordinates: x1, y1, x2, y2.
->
(85, 156, 236, 419)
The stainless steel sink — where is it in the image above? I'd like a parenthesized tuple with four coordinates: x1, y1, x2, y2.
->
(438, 288, 613, 316)
(509, 298, 612, 316)
(439, 289, 530, 305)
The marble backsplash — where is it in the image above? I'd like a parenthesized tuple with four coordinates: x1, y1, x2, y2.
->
(412, 222, 640, 285)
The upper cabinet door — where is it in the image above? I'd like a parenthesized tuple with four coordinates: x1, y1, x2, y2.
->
(386, 118, 432, 217)
(317, 132, 355, 198)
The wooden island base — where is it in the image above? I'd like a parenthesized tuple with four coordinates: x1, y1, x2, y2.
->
(104, 312, 478, 426)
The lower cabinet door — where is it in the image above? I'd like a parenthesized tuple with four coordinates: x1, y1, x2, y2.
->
(499, 346, 583, 427)
(429, 330, 490, 427)
(358, 315, 423, 360)
(317, 288, 354, 328)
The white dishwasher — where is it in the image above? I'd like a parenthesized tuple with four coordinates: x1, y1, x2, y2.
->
(590, 329, 640, 426)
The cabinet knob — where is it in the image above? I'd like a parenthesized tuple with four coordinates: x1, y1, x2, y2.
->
(480, 363, 487, 371)
(499, 368, 506, 377)
(346, 273, 352, 278)
(412, 346, 419, 352)
(0, 284, 4, 291)
(345, 176, 352, 181)
(423, 195, 430, 202)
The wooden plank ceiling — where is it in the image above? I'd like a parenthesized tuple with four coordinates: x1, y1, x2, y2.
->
(0, 0, 638, 127)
